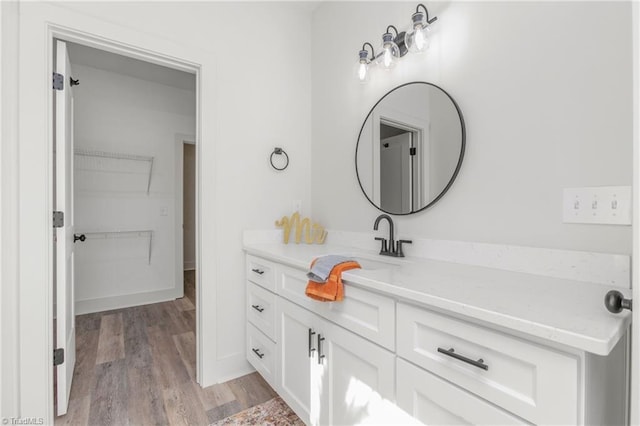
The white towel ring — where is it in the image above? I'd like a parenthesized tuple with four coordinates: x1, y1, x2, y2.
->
(270, 147, 289, 171)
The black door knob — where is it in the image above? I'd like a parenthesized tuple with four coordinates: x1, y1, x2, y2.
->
(73, 233, 86, 243)
(604, 290, 632, 314)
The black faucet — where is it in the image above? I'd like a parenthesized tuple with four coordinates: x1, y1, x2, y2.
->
(373, 214, 412, 257)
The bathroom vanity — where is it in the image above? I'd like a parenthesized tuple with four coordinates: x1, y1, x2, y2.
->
(243, 240, 630, 425)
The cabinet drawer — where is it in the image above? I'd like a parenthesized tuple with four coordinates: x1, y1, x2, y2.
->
(397, 303, 579, 425)
(397, 358, 528, 425)
(278, 264, 395, 350)
(247, 282, 276, 340)
(246, 255, 276, 291)
(246, 323, 276, 388)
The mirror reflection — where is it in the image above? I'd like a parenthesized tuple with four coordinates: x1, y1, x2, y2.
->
(356, 82, 465, 215)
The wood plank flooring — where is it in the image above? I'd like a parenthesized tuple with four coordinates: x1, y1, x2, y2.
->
(56, 270, 277, 425)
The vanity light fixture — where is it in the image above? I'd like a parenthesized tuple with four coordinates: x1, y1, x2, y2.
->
(356, 3, 437, 81)
(357, 42, 376, 83)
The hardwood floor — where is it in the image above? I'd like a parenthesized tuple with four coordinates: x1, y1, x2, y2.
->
(56, 270, 277, 425)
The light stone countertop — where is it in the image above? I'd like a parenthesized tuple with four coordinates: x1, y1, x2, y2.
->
(243, 242, 631, 356)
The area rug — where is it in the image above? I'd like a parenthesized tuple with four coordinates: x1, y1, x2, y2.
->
(210, 396, 305, 426)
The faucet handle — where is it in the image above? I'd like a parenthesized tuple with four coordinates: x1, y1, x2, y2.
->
(374, 237, 388, 254)
(396, 239, 412, 257)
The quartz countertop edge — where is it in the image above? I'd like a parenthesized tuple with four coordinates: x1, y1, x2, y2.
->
(244, 243, 631, 356)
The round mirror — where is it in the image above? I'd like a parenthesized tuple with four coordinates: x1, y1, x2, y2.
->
(356, 82, 465, 215)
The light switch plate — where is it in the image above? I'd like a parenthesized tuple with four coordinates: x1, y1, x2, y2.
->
(563, 186, 632, 225)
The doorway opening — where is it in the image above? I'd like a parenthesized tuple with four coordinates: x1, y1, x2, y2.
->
(379, 121, 425, 214)
(52, 37, 200, 419)
(175, 137, 197, 332)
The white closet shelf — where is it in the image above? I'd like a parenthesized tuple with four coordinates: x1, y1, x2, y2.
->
(74, 148, 154, 194)
(80, 229, 153, 264)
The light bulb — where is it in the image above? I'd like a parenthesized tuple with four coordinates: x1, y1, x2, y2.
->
(405, 11, 431, 53)
(414, 28, 426, 50)
(358, 63, 367, 81)
(377, 32, 400, 70)
(356, 49, 371, 83)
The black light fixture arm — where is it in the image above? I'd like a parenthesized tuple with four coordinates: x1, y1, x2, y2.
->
(361, 42, 376, 60)
(386, 25, 400, 37)
(416, 3, 438, 25)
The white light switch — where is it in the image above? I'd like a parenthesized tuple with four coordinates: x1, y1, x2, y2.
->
(563, 186, 631, 225)
(160, 206, 168, 216)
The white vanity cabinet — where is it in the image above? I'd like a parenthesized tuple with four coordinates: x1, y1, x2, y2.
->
(245, 250, 628, 426)
(396, 302, 627, 425)
(277, 293, 395, 425)
(246, 255, 279, 388)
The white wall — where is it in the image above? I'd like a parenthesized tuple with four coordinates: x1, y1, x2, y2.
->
(71, 62, 196, 313)
(312, 1, 633, 254)
(6, 1, 312, 420)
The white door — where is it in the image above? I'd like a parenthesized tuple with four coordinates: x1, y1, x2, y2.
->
(55, 39, 76, 416)
(396, 358, 522, 425)
(380, 132, 412, 213)
(632, 2, 639, 423)
(317, 318, 395, 425)
(277, 297, 318, 425)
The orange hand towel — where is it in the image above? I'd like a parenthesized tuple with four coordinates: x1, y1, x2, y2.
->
(305, 259, 361, 302)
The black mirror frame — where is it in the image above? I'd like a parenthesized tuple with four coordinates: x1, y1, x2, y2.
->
(355, 81, 466, 215)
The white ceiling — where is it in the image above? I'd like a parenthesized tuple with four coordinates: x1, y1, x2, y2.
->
(66, 42, 196, 91)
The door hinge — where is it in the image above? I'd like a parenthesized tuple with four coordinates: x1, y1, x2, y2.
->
(53, 348, 64, 366)
(53, 72, 64, 91)
(53, 211, 64, 228)
(410, 147, 417, 156)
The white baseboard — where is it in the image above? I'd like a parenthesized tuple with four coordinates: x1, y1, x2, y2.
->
(75, 288, 182, 315)
(184, 260, 196, 270)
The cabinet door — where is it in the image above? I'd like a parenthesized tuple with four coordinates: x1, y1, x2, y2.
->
(318, 318, 395, 426)
(277, 297, 320, 425)
(396, 358, 528, 425)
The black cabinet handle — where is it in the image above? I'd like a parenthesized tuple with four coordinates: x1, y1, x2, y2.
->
(437, 347, 488, 371)
(308, 329, 316, 357)
(317, 334, 325, 364)
(73, 233, 86, 243)
(251, 268, 265, 275)
(251, 304, 264, 313)
(252, 348, 264, 359)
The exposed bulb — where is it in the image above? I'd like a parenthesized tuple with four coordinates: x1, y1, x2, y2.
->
(358, 63, 367, 81)
(414, 27, 426, 50)
(383, 49, 393, 68)
(356, 49, 371, 83)
(405, 11, 431, 53)
(377, 32, 400, 69)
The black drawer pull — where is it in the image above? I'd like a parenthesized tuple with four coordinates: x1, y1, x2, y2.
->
(252, 348, 264, 359)
(317, 334, 325, 365)
(251, 304, 264, 313)
(437, 347, 488, 371)
(308, 329, 316, 357)
(251, 268, 265, 275)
